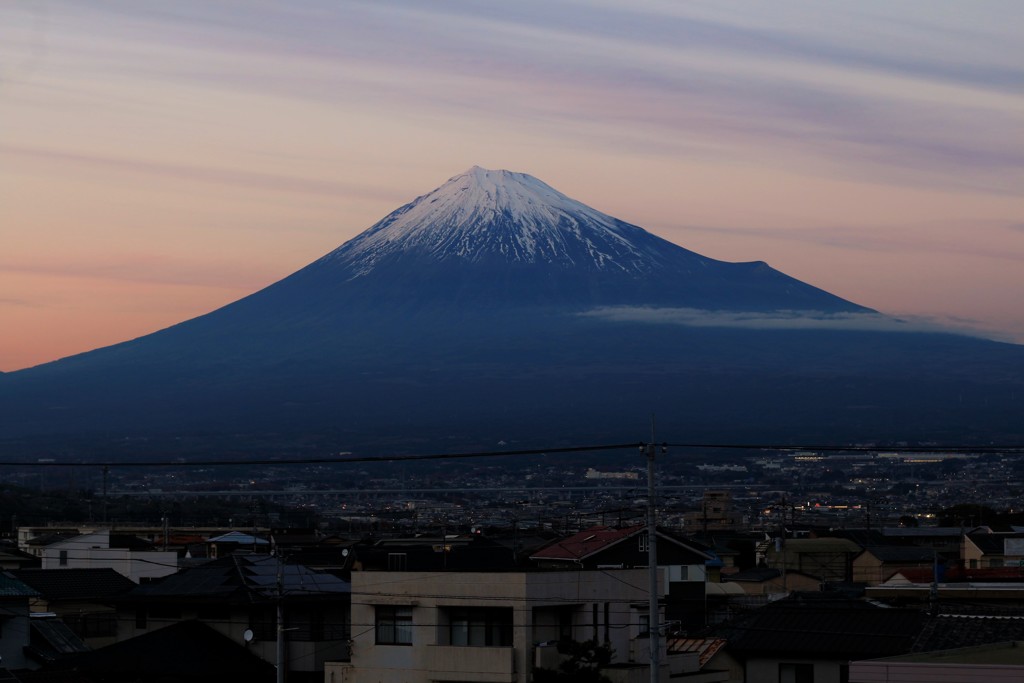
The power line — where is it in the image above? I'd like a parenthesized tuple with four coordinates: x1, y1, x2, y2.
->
(3, 440, 1024, 470)
(0, 442, 644, 468)
(666, 443, 1024, 453)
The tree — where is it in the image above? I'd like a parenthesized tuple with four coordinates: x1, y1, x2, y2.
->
(937, 504, 998, 527)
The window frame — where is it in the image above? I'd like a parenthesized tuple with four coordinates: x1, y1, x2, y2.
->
(445, 606, 513, 647)
(375, 605, 413, 645)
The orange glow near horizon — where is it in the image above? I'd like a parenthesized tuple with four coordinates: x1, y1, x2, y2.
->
(1, 2, 1022, 371)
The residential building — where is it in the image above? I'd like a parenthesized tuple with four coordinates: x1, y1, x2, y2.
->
(329, 568, 695, 683)
(852, 546, 940, 586)
(0, 572, 38, 671)
(12, 567, 136, 648)
(682, 491, 743, 534)
(115, 553, 350, 680)
(763, 538, 861, 584)
(529, 525, 713, 630)
(963, 531, 1024, 569)
(707, 595, 924, 683)
(721, 568, 821, 597)
(40, 529, 178, 583)
(850, 641, 1024, 683)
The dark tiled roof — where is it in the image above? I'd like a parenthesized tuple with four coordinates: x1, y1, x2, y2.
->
(895, 566, 1024, 583)
(26, 617, 91, 664)
(0, 572, 39, 597)
(881, 528, 963, 539)
(127, 554, 349, 603)
(823, 529, 885, 547)
(12, 568, 136, 601)
(709, 599, 924, 660)
(25, 532, 78, 547)
(861, 546, 938, 563)
(966, 532, 1024, 555)
(357, 536, 522, 571)
(64, 620, 274, 680)
(0, 547, 41, 567)
(108, 534, 155, 551)
(724, 568, 782, 583)
(967, 534, 1006, 554)
(914, 614, 1024, 653)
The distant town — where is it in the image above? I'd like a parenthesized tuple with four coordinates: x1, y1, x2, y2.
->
(5, 446, 1020, 532)
(2, 446, 1024, 682)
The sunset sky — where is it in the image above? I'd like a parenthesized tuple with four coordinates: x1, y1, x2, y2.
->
(2, 1, 1022, 372)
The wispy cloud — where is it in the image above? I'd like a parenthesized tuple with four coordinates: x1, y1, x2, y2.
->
(0, 298, 40, 308)
(0, 143, 405, 202)
(0, 256, 279, 291)
(674, 221, 1024, 263)
(580, 306, 994, 338)
(36, 2, 1022, 191)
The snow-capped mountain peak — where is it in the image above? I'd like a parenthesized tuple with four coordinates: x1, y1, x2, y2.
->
(323, 166, 660, 276)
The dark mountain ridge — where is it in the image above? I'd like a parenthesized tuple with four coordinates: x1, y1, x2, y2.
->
(2, 167, 1022, 452)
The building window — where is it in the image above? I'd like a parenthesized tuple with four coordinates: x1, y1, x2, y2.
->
(779, 662, 814, 683)
(59, 550, 68, 566)
(66, 612, 118, 638)
(376, 605, 413, 645)
(445, 607, 512, 646)
(638, 533, 648, 552)
(387, 553, 408, 571)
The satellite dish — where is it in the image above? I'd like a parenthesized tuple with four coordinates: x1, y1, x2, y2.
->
(243, 629, 254, 643)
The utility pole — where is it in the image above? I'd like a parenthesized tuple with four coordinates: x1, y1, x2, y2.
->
(645, 417, 663, 683)
(277, 553, 286, 683)
(102, 466, 109, 526)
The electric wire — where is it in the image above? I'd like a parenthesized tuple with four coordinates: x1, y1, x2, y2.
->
(2, 441, 1024, 470)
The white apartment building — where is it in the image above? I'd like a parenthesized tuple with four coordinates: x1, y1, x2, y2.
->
(327, 568, 670, 683)
(40, 529, 178, 583)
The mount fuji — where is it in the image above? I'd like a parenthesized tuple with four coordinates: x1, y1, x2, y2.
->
(2, 167, 1022, 454)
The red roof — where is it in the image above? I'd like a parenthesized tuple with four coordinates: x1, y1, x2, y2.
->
(666, 637, 727, 666)
(530, 525, 644, 561)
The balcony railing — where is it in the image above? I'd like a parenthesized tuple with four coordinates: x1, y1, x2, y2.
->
(425, 645, 516, 682)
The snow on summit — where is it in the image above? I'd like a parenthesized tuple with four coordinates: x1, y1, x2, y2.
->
(325, 166, 662, 276)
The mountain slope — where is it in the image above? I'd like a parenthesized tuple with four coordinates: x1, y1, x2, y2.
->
(246, 166, 869, 315)
(1, 167, 1021, 451)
